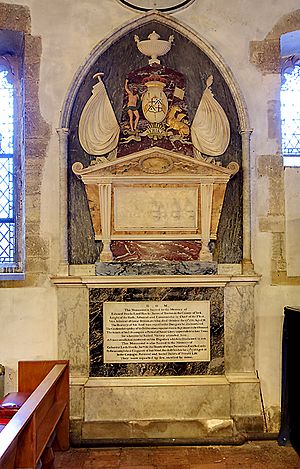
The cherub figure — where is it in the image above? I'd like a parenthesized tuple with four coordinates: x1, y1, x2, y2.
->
(125, 79, 140, 132)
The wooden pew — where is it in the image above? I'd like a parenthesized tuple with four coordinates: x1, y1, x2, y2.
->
(0, 360, 69, 469)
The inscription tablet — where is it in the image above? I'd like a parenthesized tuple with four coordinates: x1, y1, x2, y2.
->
(104, 301, 210, 363)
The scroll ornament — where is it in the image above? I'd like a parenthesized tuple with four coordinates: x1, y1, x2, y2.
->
(191, 75, 230, 157)
(78, 73, 120, 156)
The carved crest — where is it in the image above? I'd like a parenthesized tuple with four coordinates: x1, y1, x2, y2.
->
(142, 77, 168, 123)
(77, 30, 231, 163)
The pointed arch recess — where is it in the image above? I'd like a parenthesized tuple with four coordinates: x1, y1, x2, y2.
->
(58, 11, 253, 272)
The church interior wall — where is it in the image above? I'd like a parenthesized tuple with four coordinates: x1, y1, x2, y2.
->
(1, 0, 300, 435)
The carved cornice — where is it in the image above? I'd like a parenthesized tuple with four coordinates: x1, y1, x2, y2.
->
(72, 147, 239, 181)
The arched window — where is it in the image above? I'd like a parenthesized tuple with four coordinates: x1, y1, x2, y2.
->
(0, 60, 15, 266)
(0, 46, 23, 276)
(281, 31, 300, 166)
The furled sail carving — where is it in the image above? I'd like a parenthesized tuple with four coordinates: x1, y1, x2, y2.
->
(78, 73, 120, 155)
(191, 75, 230, 156)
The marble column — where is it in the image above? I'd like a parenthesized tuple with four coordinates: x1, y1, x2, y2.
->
(240, 129, 254, 274)
(99, 183, 113, 262)
(56, 127, 69, 275)
(199, 183, 213, 262)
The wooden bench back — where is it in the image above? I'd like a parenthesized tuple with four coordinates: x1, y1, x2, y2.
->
(0, 360, 69, 469)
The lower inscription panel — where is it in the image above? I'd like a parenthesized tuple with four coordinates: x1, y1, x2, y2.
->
(89, 287, 224, 377)
(104, 301, 210, 363)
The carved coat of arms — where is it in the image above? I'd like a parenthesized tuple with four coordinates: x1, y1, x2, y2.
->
(142, 76, 168, 123)
(78, 30, 230, 162)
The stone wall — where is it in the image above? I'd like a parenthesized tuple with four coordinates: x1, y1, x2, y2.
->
(0, 2, 56, 392)
(0, 2, 51, 287)
(1, 0, 300, 432)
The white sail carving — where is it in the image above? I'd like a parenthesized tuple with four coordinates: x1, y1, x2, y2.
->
(78, 73, 120, 155)
(191, 75, 230, 157)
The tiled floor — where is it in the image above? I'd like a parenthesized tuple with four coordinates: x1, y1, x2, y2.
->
(54, 441, 300, 468)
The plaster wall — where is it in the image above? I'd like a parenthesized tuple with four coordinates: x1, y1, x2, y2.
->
(0, 286, 57, 393)
(0, 0, 300, 431)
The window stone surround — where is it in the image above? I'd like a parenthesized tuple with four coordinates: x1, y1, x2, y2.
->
(0, 2, 51, 286)
(250, 9, 300, 285)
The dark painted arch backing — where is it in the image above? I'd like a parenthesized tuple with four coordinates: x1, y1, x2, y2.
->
(68, 20, 243, 265)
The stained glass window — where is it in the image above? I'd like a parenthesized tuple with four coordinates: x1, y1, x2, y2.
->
(281, 63, 300, 166)
(0, 68, 15, 266)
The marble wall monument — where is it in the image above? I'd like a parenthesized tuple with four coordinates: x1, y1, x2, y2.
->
(54, 13, 262, 444)
(68, 20, 243, 266)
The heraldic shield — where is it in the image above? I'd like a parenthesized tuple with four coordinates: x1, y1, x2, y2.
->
(142, 76, 168, 123)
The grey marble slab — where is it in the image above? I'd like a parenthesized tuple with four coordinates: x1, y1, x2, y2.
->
(89, 286, 224, 377)
(95, 261, 218, 276)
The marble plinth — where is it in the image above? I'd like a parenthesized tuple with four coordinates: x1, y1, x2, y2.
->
(69, 374, 264, 443)
(81, 418, 234, 441)
(54, 274, 262, 443)
(84, 378, 230, 421)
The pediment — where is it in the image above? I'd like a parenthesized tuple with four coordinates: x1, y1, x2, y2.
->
(72, 147, 239, 179)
